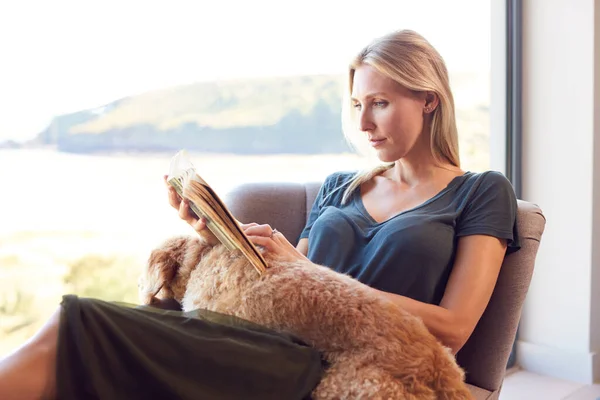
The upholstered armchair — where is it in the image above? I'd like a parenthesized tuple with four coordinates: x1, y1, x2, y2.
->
(224, 181, 546, 400)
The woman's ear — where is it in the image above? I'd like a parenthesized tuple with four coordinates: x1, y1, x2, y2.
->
(423, 91, 440, 114)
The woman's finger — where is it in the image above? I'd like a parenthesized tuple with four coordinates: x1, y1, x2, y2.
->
(243, 224, 273, 238)
(178, 199, 198, 224)
(168, 188, 182, 207)
(169, 186, 181, 200)
(246, 235, 276, 251)
(194, 218, 220, 245)
(165, 176, 183, 209)
(240, 222, 259, 231)
(192, 217, 208, 232)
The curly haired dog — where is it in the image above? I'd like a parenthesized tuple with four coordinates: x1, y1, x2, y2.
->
(139, 235, 473, 400)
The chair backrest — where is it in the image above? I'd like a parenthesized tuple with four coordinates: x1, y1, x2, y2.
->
(224, 182, 546, 392)
(224, 181, 321, 245)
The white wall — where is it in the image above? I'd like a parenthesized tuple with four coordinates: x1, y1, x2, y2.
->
(591, 0, 600, 380)
(518, 0, 599, 383)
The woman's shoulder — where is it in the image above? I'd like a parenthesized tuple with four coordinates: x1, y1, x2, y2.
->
(453, 169, 518, 216)
(320, 170, 357, 192)
(459, 170, 516, 195)
(453, 170, 521, 251)
(315, 170, 358, 205)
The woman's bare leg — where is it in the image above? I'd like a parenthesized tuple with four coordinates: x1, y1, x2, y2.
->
(0, 307, 60, 400)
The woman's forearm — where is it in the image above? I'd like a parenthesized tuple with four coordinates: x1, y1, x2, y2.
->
(369, 288, 467, 354)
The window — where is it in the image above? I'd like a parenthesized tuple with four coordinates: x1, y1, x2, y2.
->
(0, 0, 500, 356)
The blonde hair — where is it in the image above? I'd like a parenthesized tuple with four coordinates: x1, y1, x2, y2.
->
(341, 30, 460, 204)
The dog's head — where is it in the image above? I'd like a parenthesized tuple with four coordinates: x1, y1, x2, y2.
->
(138, 235, 209, 306)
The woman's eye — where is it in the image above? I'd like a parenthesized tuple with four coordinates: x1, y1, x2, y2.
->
(353, 101, 386, 110)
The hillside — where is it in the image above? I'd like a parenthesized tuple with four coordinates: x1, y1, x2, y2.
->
(19, 72, 490, 158)
(30, 75, 351, 154)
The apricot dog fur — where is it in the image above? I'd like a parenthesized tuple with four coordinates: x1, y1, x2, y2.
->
(139, 235, 473, 400)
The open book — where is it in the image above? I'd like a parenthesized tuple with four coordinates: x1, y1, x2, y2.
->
(167, 150, 268, 276)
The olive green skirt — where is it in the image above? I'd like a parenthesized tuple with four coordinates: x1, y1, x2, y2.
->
(56, 295, 323, 399)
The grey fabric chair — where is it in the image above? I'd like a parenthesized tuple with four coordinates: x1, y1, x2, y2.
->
(223, 181, 546, 400)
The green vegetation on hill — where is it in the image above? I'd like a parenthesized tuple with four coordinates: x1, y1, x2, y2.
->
(35, 75, 352, 154)
(73, 75, 345, 132)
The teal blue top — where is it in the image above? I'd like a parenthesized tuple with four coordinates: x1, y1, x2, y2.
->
(300, 171, 520, 305)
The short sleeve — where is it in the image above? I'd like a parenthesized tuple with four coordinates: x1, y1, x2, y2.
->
(456, 171, 521, 253)
(299, 172, 353, 240)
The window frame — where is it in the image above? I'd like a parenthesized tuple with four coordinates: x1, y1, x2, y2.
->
(498, 0, 523, 369)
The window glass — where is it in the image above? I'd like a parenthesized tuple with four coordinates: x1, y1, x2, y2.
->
(0, 0, 493, 356)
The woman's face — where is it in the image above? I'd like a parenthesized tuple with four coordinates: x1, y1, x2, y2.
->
(351, 65, 431, 163)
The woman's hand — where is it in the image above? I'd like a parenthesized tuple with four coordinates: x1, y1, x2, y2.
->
(163, 175, 219, 245)
(241, 223, 309, 264)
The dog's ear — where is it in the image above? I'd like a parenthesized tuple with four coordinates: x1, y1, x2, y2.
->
(139, 236, 190, 305)
(139, 260, 175, 305)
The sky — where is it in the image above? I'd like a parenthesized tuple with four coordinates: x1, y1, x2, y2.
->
(0, 0, 490, 142)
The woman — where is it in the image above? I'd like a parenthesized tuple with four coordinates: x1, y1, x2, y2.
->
(0, 29, 519, 399)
